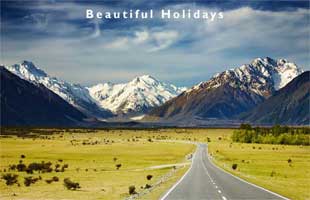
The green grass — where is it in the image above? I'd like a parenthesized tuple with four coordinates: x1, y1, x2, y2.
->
(208, 141, 310, 200)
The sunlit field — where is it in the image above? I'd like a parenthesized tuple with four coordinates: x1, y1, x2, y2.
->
(0, 128, 308, 200)
(208, 138, 310, 200)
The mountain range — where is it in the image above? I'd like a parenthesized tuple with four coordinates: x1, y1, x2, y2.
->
(0, 66, 86, 126)
(88, 75, 186, 115)
(4, 61, 185, 117)
(1, 57, 308, 126)
(147, 57, 305, 124)
(241, 71, 309, 125)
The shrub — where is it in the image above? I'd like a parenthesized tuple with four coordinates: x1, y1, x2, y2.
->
(9, 164, 17, 171)
(146, 175, 153, 180)
(64, 178, 80, 190)
(1, 173, 18, 186)
(52, 176, 59, 182)
(20, 155, 26, 159)
(232, 163, 238, 170)
(128, 185, 136, 195)
(116, 164, 122, 170)
(45, 179, 53, 184)
(17, 163, 27, 172)
(24, 176, 39, 187)
(287, 158, 292, 163)
(144, 184, 151, 189)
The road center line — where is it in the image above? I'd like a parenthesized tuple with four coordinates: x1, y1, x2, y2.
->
(218, 190, 222, 193)
(222, 196, 227, 200)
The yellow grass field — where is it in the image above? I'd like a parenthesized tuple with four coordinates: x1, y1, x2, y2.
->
(0, 130, 196, 200)
(0, 128, 309, 200)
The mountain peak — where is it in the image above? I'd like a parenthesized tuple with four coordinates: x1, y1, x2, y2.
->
(8, 61, 48, 80)
(88, 75, 186, 114)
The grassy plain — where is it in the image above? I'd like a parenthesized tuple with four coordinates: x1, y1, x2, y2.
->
(208, 136, 310, 200)
(0, 129, 198, 200)
(0, 128, 309, 200)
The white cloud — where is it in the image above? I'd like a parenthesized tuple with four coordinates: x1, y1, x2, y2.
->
(2, 4, 309, 86)
(149, 31, 179, 52)
(133, 31, 149, 44)
(104, 37, 129, 50)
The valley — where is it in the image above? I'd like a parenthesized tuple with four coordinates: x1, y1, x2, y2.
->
(1, 128, 309, 200)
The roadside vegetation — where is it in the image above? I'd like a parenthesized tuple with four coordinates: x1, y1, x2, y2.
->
(1, 127, 309, 200)
(232, 124, 310, 145)
(209, 125, 310, 200)
(0, 128, 199, 200)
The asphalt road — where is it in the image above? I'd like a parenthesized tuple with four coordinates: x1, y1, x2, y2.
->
(161, 143, 288, 200)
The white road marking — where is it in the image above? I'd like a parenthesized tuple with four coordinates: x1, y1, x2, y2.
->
(222, 196, 227, 200)
(160, 147, 198, 200)
(215, 185, 218, 188)
(206, 146, 290, 200)
(218, 190, 222, 193)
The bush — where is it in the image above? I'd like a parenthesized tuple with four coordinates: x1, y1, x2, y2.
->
(116, 164, 122, 170)
(128, 185, 136, 195)
(1, 173, 18, 186)
(24, 176, 40, 187)
(232, 163, 238, 170)
(20, 155, 26, 159)
(144, 184, 151, 189)
(52, 176, 59, 182)
(45, 179, 53, 184)
(9, 164, 17, 171)
(27, 161, 53, 173)
(146, 175, 153, 180)
(17, 163, 27, 172)
(64, 178, 80, 190)
(287, 158, 292, 163)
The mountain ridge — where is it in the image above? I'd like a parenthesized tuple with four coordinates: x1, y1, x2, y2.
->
(0, 66, 86, 126)
(88, 74, 186, 114)
(4, 61, 186, 117)
(240, 71, 309, 125)
(147, 57, 304, 122)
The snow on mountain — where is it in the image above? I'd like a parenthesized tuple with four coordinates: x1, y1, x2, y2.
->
(148, 57, 304, 121)
(88, 75, 186, 114)
(188, 57, 303, 97)
(5, 61, 112, 118)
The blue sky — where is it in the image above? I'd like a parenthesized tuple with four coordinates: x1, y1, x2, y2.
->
(1, 0, 309, 86)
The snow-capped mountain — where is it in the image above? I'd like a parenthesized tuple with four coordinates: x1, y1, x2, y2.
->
(148, 57, 304, 121)
(5, 61, 113, 118)
(88, 75, 186, 114)
(188, 57, 303, 97)
(4, 61, 186, 117)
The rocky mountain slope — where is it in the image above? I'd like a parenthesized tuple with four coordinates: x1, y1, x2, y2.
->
(148, 57, 303, 121)
(5, 61, 185, 117)
(5, 61, 113, 118)
(241, 71, 309, 125)
(0, 66, 86, 126)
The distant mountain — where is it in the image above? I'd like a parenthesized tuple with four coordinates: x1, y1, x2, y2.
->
(241, 71, 309, 125)
(0, 67, 86, 126)
(88, 75, 186, 114)
(147, 57, 303, 121)
(5, 61, 113, 118)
